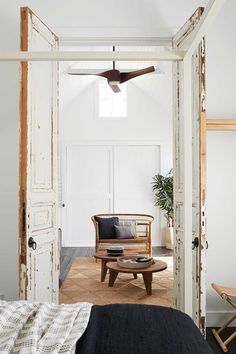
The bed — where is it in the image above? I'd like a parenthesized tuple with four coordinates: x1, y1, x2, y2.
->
(76, 304, 213, 354)
(0, 301, 213, 353)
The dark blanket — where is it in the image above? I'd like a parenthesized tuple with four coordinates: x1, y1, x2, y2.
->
(76, 304, 213, 354)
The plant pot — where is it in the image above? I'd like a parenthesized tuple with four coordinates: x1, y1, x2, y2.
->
(165, 226, 173, 250)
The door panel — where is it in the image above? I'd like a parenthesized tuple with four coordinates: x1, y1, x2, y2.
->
(19, 8, 59, 302)
(31, 233, 55, 302)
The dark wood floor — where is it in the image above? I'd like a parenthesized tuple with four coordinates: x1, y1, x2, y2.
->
(206, 327, 236, 353)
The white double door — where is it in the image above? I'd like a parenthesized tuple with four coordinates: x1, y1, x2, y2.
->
(62, 143, 161, 247)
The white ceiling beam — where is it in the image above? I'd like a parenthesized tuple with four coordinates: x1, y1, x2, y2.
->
(0, 50, 185, 62)
(59, 36, 173, 47)
(184, 0, 227, 58)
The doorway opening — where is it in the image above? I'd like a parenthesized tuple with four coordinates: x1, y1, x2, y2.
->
(58, 44, 174, 306)
(18, 5, 210, 329)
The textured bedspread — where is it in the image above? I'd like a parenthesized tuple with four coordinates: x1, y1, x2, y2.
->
(0, 301, 92, 354)
(76, 304, 213, 354)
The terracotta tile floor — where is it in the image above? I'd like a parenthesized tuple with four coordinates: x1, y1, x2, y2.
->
(60, 256, 173, 306)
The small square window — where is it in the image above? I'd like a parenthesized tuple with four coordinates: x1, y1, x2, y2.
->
(98, 79, 127, 118)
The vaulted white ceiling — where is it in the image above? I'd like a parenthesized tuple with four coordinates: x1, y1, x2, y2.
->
(1, 0, 208, 39)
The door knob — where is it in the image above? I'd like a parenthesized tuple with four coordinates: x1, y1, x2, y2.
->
(28, 237, 37, 250)
(192, 237, 199, 250)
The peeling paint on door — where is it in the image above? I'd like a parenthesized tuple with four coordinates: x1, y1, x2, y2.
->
(19, 7, 59, 302)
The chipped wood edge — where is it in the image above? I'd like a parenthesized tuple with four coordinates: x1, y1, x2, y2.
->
(173, 7, 204, 48)
(19, 7, 29, 300)
(184, 0, 227, 58)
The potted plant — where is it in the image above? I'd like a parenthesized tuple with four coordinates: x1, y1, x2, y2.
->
(152, 170, 173, 249)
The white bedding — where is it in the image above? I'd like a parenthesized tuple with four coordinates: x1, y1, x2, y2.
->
(0, 300, 92, 354)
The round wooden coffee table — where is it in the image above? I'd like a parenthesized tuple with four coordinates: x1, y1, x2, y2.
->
(94, 252, 142, 282)
(106, 260, 167, 295)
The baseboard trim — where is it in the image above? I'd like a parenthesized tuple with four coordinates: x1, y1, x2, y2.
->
(207, 311, 236, 327)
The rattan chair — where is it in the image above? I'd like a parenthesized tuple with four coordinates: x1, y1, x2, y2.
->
(211, 283, 236, 352)
(92, 213, 154, 256)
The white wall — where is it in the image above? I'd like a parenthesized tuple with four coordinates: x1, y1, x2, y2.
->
(0, 4, 20, 299)
(60, 63, 173, 168)
(59, 62, 173, 247)
(206, 1, 236, 117)
(206, 0, 236, 326)
(206, 132, 236, 326)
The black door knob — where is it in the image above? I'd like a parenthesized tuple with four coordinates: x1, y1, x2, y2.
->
(28, 237, 37, 250)
(192, 237, 199, 250)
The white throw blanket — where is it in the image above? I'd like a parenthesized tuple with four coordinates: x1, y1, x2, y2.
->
(0, 300, 92, 354)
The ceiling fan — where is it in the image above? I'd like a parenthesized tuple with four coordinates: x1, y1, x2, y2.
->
(68, 46, 155, 93)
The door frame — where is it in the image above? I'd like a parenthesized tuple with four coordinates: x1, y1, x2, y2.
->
(173, 7, 208, 331)
(12, 0, 226, 319)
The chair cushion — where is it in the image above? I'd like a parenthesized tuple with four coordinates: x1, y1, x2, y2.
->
(114, 225, 135, 239)
(94, 217, 119, 239)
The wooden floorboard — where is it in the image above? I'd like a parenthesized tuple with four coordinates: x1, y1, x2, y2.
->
(60, 256, 173, 306)
(206, 327, 236, 353)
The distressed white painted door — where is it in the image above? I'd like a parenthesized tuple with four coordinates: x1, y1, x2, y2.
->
(19, 8, 59, 302)
(173, 7, 207, 331)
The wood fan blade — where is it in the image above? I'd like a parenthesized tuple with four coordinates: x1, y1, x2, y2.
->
(120, 66, 155, 83)
(109, 84, 121, 93)
(99, 69, 121, 81)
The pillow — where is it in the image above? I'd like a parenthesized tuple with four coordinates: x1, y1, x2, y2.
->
(118, 220, 136, 236)
(94, 216, 119, 239)
(114, 224, 135, 239)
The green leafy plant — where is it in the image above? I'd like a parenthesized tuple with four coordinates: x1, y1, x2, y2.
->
(152, 170, 173, 227)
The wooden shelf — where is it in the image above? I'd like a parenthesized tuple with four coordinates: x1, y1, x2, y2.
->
(207, 119, 236, 131)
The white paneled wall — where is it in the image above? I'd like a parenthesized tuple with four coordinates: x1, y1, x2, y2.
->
(62, 143, 161, 247)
